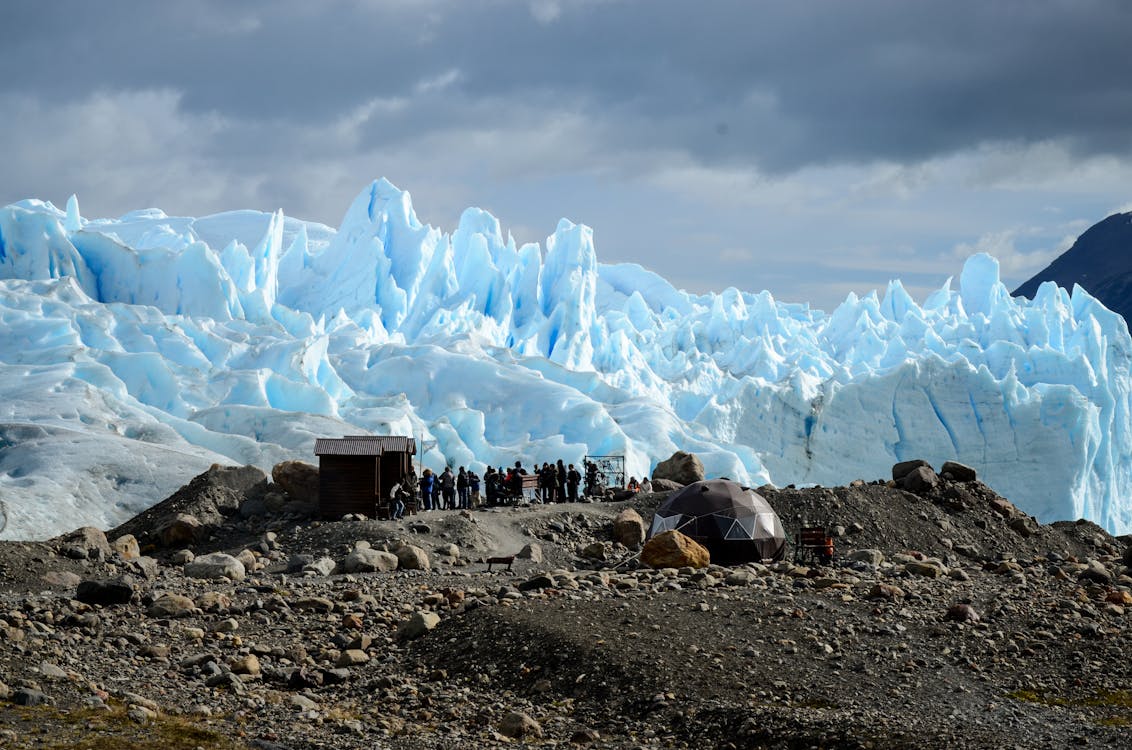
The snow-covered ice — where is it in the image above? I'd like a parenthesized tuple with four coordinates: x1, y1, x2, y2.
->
(1, 180, 1129, 539)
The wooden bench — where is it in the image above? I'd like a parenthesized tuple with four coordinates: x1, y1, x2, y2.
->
(794, 526, 834, 565)
(485, 555, 515, 572)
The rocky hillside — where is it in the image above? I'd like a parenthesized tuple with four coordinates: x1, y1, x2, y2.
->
(0, 460, 1130, 749)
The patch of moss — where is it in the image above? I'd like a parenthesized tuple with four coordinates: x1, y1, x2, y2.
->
(1007, 688, 1132, 728)
(1006, 689, 1068, 707)
(6, 704, 246, 750)
(1084, 690, 1132, 709)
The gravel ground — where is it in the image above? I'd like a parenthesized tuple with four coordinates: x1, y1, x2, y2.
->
(0, 465, 1129, 749)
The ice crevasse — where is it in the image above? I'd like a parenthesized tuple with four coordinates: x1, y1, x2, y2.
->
(0, 179, 1129, 539)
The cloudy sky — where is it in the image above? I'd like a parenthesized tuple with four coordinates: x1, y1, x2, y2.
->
(2, 0, 1130, 310)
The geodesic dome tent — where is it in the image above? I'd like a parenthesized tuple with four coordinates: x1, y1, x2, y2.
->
(648, 479, 786, 563)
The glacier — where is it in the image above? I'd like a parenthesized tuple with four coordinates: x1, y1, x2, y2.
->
(1, 179, 1130, 540)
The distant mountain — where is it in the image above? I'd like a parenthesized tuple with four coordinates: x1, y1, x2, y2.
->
(1014, 212, 1132, 322)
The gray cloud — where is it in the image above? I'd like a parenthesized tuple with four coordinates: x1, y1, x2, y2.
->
(4, 1, 1130, 170)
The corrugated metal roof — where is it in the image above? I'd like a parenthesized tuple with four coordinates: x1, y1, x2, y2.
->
(314, 436, 416, 456)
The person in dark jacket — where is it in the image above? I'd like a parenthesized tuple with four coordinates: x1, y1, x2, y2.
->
(439, 467, 455, 510)
(484, 467, 498, 506)
(420, 469, 434, 511)
(556, 459, 567, 503)
(566, 463, 581, 502)
(510, 461, 525, 499)
(457, 467, 469, 509)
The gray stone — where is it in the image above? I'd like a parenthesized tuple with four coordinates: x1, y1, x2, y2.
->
(13, 688, 49, 706)
(940, 460, 977, 482)
(394, 545, 430, 571)
(147, 593, 196, 619)
(397, 611, 441, 640)
(902, 465, 939, 493)
(892, 459, 931, 481)
(56, 526, 112, 560)
(126, 556, 160, 580)
(170, 549, 195, 565)
(184, 553, 246, 581)
(848, 549, 884, 566)
(341, 548, 399, 574)
(517, 543, 543, 563)
(302, 557, 336, 576)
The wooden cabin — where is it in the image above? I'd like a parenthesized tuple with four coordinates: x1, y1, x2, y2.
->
(313, 435, 416, 519)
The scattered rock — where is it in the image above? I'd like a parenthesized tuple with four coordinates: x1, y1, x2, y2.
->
(147, 593, 196, 619)
(111, 534, 140, 560)
(941, 461, 977, 482)
(499, 711, 543, 739)
(55, 527, 111, 560)
(394, 544, 430, 571)
(184, 553, 246, 581)
(342, 548, 399, 574)
(612, 508, 646, 548)
(397, 611, 441, 640)
(75, 577, 135, 605)
(518, 543, 543, 563)
(892, 460, 931, 481)
(902, 466, 939, 493)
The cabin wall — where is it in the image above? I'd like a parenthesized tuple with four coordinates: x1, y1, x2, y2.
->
(318, 455, 377, 519)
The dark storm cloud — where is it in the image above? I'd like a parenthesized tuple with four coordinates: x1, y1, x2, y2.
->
(3, 0, 1130, 175)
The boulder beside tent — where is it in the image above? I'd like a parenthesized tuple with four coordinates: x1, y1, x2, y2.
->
(647, 479, 786, 564)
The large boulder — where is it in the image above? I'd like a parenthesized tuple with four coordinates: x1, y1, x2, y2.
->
(650, 478, 684, 492)
(652, 452, 705, 486)
(158, 514, 204, 548)
(892, 459, 931, 481)
(272, 461, 320, 506)
(55, 527, 112, 560)
(394, 544, 431, 571)
(642, 530, 709, 569)
(75, 577, 136, 605)
(941, 461, 977, 482)
(184, 553, 246, 581)
(902, 465, 939, 493)
(342, 548, 399, 574)
(612, 508, 646, 548)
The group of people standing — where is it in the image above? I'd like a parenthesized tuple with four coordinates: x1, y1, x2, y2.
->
(386, 459, 647, 520)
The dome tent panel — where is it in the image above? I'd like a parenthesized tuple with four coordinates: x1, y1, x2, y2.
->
(648, 479, 786, 563)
